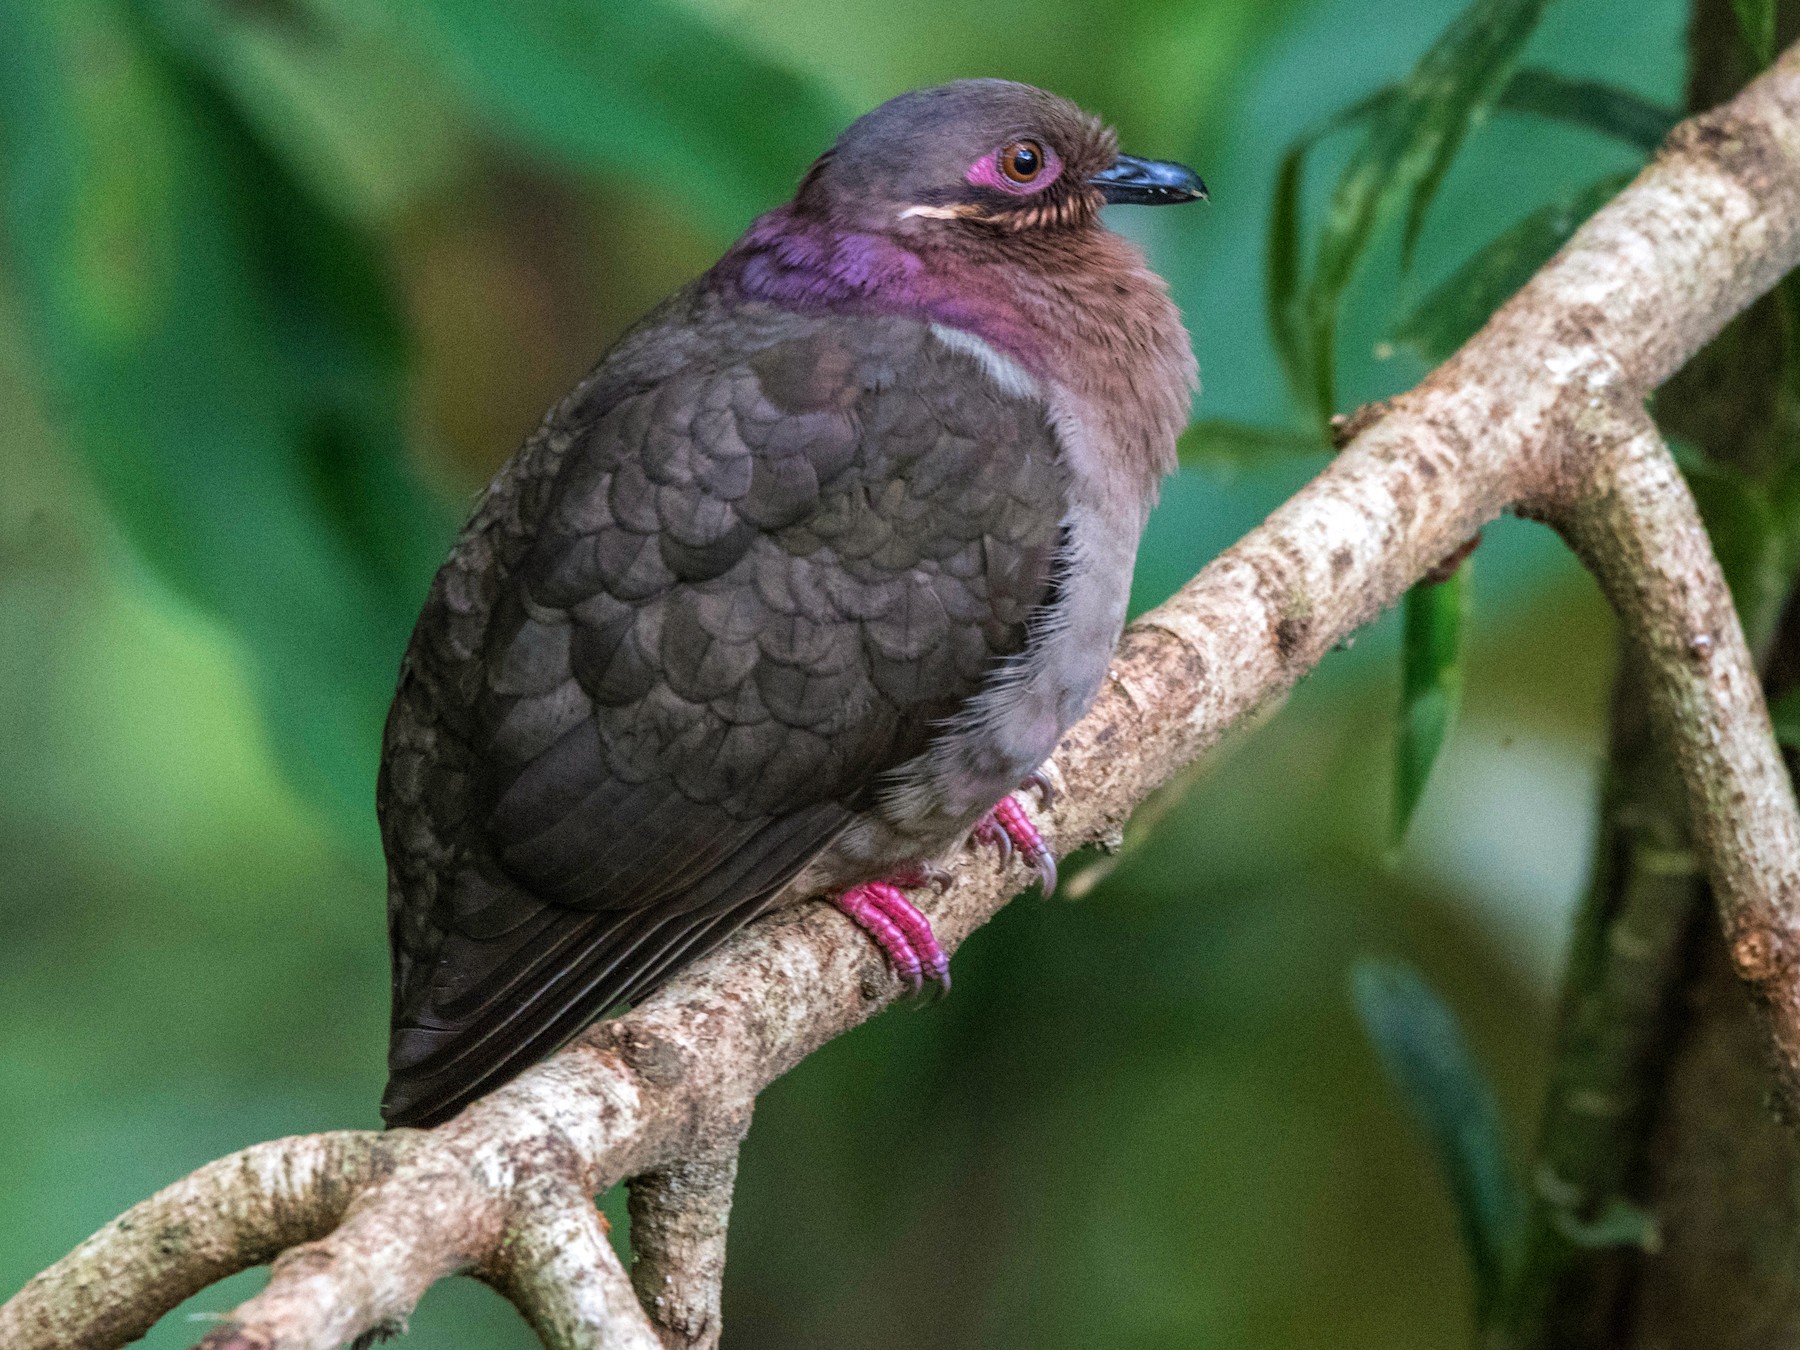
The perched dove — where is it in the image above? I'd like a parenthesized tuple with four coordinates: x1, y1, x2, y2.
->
(379, 79, 1203, 1127)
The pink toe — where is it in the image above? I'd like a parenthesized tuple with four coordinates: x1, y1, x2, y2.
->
(973, 816, 1013, 864)
(865, 883, 950, 987)
(834, 884, 921, 989)
(832, 881, 949, 991)
(983, 794, 1058, 897)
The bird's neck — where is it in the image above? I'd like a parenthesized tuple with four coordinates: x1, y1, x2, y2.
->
(711, 205, 1052, 373)
(711, 205, 1197, 490)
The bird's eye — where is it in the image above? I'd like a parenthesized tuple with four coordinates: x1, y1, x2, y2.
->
(1000, 140, 1044, 183)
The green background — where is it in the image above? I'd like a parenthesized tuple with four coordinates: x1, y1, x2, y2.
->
(0, 0, 1682, 1343)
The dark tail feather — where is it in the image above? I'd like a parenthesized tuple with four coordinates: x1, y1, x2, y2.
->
(380, 805, 846, 1128)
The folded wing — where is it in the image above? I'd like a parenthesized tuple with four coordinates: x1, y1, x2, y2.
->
(379, 311, 1069, 1126)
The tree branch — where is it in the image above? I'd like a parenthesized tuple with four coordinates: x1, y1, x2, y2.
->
(483, 1179, 662, 1350)
(1549, 406, 1800, 1098)
(1499, 654, 1703, 1346)
(627, 1141, 743, 1349)
(0, 1132, 381, 1350)
(7, 42, 1800, 1350)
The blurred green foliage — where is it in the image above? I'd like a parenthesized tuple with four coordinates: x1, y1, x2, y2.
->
(1266, 0, 1681, 843)
(1351, 959, 1525, 1324)
(0, 0, 1688, 1343)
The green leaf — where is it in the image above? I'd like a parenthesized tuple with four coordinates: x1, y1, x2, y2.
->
(1734, 0, 1778, 69)
(383, 0, 853, 234)
(1393, 173, 1630, 363)
(1272, 59, 1667, 410)
(1497, 68, 1679, 153)
(1391, 0, 1555, 264)
(1266, 86, 1397, 414)
(1177, 419, 1332, 472)
(1281, 0, 1554, 425)
(1267, 138, 1309, 412)
(0, 0, 452, 837)
(139, 0, 470, 224)
(1768, 688, 1800, 750)
(1351, 960, 1524, 1323)
(1393, 565, 1467, 843)
(1549, 1196, 1661, 1252)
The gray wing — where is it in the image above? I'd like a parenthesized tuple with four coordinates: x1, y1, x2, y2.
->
(378, 309, 1068, 1126)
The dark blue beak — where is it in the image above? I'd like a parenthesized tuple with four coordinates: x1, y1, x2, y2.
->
(1090, 154, 1208, 206)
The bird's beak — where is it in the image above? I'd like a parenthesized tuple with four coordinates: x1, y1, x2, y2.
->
(1090, 154, 1208, 205)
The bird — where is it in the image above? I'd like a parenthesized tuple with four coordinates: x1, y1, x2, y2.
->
(377, 79, 1204, 1128)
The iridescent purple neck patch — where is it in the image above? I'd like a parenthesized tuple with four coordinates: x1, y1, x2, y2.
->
(711, 206, 1051, 376)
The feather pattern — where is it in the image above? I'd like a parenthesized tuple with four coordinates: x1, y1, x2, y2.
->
(379, 78, 1200, 1128)
(378, 298, 1070, 1126)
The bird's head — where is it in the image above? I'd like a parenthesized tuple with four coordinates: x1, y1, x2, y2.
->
(791, 79, 1206, 239)
(716, 79, 1204, 409)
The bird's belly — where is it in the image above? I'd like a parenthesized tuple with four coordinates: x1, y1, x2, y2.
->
(822, 518, 1135, 881)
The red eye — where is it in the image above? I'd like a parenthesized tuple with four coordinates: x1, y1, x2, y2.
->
(1000, 140, 1045, 183)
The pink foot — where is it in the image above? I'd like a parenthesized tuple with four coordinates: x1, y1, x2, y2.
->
(972, 771, 1057, 896)
(833, 881, 951, 992)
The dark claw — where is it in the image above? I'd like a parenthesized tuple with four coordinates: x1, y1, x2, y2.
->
(906, 970, 951, 1007)
(1033, 849, 1058, 899)
(924, 951, 952, 995)
(889, 862, 954, 893)
(920, 863, 955, 894)
(1022, 768, 1057, 808)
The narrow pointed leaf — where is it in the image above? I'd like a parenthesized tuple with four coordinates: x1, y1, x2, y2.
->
(1734, 0, 1777, 69)
(1351, 960, 1524, 1322)
(1267, 138, 1311, 411)
(1497, 68, 1679, 153)
(1394, 174, 1630, 363)
(1393, 0, 1553, 264)
(1177, 419, 1332, 471)
(1296, 0, 1552, 425)
(1393, 566, 1467, 843)
(1272, 56, 1667, 419)
(1266, 85, 1399, 419)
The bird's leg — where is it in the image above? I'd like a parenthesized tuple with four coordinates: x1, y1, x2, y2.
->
(834, 771, 1057, 995)
(832, 881, 951, 992)
(971, 770, 1058, 896)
